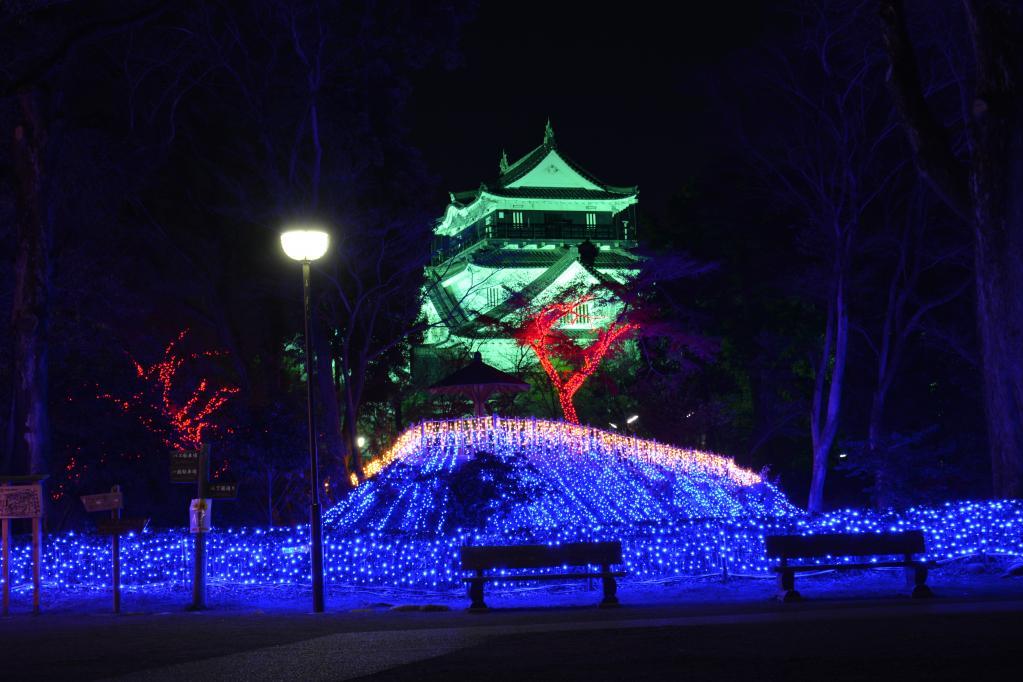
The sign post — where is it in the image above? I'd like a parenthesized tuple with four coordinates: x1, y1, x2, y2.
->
(169, 444, 238, 611)
(81, 486, 147, 614)
(1, 506, 6, 616)
(0, 475, 47, 615)
(190, 444, 210, 611)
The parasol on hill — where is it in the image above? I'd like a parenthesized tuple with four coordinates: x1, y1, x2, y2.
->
(428, 352, 530, 416)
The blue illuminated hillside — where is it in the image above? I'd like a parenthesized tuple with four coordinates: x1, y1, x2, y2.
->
(324, 417, 799, 536)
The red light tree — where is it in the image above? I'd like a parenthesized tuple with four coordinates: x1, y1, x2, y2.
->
(100, 330, 239, 449)
(516, 296, 636, 424)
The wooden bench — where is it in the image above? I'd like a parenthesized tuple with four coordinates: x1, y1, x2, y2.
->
(459, 541, 625, 611)
(766, 530, 933, 602)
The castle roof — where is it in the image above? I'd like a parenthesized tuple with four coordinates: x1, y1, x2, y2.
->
(449, 121, 638, 205)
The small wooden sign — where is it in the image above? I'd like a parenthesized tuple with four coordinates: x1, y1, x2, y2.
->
(96, 517, 149, 536)
(170, 450, 201, 483)
(81, 491, 124, 513)
(209, 481, 239, 500)
(0, 484, 43, 519)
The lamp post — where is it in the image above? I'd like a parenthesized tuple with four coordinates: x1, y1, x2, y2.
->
(281, 227, 330, 613)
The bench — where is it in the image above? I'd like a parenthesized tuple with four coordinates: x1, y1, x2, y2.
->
(459, 541, 625, 611)
(766, 530, 932, 602)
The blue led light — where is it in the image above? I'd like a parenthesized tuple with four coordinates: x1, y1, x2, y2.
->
(2, 419, 1022, 590)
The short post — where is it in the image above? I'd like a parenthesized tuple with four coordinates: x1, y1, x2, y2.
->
(468, 569, 487, 612)
(31, 516, 41, 614)
(189, 444, 211, 611)
(1, 515, 9, 616)
(82, 485, 146, 615)
(599, 563, 619, 607)
(776, 557, 800, 602)
(904, 552, 932, 598)
(111, 485, 122, 614)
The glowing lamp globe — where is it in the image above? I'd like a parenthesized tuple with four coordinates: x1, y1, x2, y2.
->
(281, 229, 330, 262)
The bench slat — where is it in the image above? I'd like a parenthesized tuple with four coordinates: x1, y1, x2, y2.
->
(460, 541, 623, 570)
(771, 561, 925, 573)
(463, 571, 627, 582)
(765, 530, 925, 559)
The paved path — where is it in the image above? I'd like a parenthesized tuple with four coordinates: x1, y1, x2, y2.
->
(104, 599, 1023, 681)
(4, 590, 1023, 681)
(5, 571, 1023, 681)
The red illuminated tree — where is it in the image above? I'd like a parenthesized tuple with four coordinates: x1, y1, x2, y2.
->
(516, 296, 636, 424)
(100, 330, 239, 449)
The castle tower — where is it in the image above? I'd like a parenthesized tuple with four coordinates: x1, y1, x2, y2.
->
(419, 124, 640, 371)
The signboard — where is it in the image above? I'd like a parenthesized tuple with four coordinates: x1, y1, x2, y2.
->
(0, 484, 43, 519)
(189, 498, 212, 534)
(81, 491, 124, 513)
(209, 481, 239, 500)
(96, 517, 149, 536)
(170, 450, 201, 483)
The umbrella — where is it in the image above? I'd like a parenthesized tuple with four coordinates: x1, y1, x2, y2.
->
(428, 352, 530, 416)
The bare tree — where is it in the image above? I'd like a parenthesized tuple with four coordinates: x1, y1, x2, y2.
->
(881, 0, 1023, 498)
(119, 1, 471, 486)
(750, 1, 902, 512)
(2, 2, 165, 477)
(854, 181, 969, 504)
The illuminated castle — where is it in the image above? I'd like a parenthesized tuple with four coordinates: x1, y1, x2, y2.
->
(419, 122, 641, 371)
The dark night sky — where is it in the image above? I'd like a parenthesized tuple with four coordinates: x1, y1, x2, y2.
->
(410, 1, 788, 222)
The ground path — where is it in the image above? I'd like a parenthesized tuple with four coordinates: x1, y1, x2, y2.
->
(2, 571, 1022, 680)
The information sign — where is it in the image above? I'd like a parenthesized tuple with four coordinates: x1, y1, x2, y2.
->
(209, 481, 239, 500)
(0, 484, 43, 519)
(81, 491, 124, 513)
(170, 450, 201, 483)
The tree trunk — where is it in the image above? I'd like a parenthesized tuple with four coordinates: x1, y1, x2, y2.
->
(9, 92, 52, 477)
(967, 0, 1023, 498)
(342, 365, 362, 478)
(881, 0, 1023, 498)
(393, 395, 403, 434)
(866, 384, 891, 508)
(808, 273, 849, 514)
(266, 464, 274, 526)
(972, 171, 1023, 498)
(311, 314, 348, 488)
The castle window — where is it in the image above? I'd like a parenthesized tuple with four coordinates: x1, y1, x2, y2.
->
(486, 287, 502, 309)
(575, 302, 592, 324)
(512, 211, 524, 227)
(586, 212, 597, 227)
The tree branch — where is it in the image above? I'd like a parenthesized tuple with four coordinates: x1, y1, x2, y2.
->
(879, 0, 972, 219)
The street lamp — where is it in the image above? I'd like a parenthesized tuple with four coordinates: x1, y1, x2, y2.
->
(281, 226, 330, 613)
(610, 415, 639, 434)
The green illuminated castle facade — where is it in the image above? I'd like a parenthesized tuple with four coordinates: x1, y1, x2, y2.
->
(419, 123, 641, 371)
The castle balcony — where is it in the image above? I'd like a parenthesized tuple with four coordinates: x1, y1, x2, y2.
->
(431, 218, 637, 266)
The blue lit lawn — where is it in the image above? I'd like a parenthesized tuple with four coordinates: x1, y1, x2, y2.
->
(6, 557, 1021, 615)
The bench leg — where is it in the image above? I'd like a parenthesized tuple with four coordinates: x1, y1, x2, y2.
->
(467, 575, 488, 612)
(599, 565, 620, 608)
(906, 564, 932, 599)
(777, 568, 801, 602)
